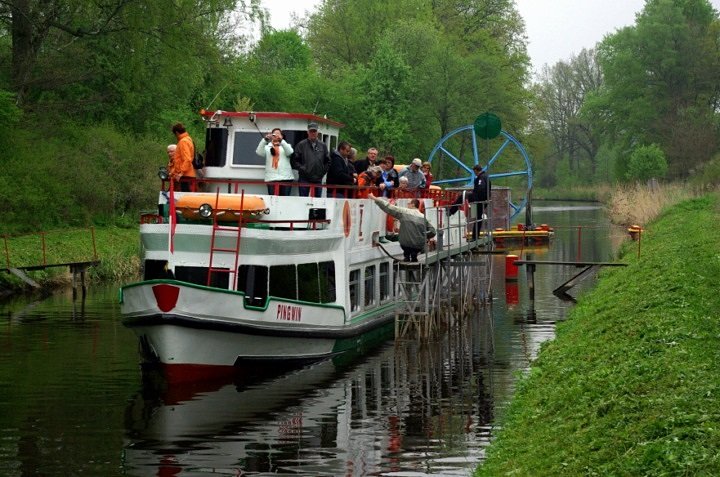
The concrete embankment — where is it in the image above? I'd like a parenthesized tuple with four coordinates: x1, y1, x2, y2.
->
(477, 193, 720, 476)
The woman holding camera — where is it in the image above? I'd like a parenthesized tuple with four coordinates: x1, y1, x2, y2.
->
(256, 127, 295, 196)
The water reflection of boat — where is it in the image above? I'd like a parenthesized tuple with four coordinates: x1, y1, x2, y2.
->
(122, 312, 499, 476)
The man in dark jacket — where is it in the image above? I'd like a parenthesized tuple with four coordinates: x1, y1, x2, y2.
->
(292, 122, 330, 196)
(470, 164, 491, 240)
(326, 141, 356, 198)
(353, 147, 379, 174)
(448, 164, 491, 240)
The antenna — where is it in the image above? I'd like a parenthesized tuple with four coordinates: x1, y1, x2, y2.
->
(205, 83, 230, 111)
(312, 100, 319, 115)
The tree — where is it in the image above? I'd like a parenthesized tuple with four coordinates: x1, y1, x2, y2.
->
(358, 39, 413, 153)
(591, 0, 720, 178)
(0, 0, 263, 132)
(538, 49, 603, 180)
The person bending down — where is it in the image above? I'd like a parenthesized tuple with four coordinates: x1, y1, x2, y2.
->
(368, 193, 434, 262)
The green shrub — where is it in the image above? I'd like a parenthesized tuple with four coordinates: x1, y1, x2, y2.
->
(625, 144, 668, 182)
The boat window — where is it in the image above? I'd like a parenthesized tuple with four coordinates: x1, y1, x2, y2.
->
(297, 263, 320, 303)
(319, 261, 336, 303)
(232, 132, 265, 166)
(284, 130, 306, 148)
(364, 265, 375, 307)
(204, 127, 228, 168)
(175, 266, 229, 289)
(143, 260, 174, 280)
(237, 265, 268, 307)
(349, 269, 360, 311)
(270, 265, 297, 300)
(329, 135, 337, 152)
(379, 262, 390, 301)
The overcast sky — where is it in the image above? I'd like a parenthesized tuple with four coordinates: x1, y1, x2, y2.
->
(262, 0, 720, 72)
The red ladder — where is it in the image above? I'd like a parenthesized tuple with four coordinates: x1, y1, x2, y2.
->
(207, 190, 245, 289)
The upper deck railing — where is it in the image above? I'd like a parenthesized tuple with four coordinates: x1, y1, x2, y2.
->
(164, 176, 461, 203)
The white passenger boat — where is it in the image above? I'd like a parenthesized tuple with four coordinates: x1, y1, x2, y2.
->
(120, 111, 481, 382)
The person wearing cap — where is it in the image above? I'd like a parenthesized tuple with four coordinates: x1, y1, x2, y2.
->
(398, 158, 426, 190)
(291, 122, 330, 196)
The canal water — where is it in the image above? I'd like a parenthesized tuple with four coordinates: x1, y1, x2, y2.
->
(0, 202, 625, 476)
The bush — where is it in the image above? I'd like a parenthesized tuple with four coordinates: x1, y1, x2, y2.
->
(625, 144, 668, 182)
(0, 118, 165, 233)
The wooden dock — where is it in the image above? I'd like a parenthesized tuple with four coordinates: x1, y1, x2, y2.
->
(513, 259, 627, 302)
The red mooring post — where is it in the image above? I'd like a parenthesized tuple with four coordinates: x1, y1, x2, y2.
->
(505, 254, 519, 281)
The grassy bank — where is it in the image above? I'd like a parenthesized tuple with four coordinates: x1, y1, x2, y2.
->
(0, 226, 140, 293)
(477, 193, 720, 475)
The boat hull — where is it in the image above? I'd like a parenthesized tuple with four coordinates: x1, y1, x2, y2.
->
(120, 280, 396, 381)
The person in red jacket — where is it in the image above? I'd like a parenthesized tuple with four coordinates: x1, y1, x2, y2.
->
(356, 166, 381, 198)
(171, 123, 196, 191)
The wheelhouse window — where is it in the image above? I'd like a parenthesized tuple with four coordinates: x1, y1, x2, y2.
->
(233, 132, 265, 166)
(364, 266, 375, 307)
(379, 262, 390, 302)
(349, 269, 360, 312)
(204, 127, 228, 167)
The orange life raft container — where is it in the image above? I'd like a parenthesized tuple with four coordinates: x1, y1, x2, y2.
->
(175, 193, 268, 221)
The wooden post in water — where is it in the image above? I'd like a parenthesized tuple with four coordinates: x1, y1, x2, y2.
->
(526, 253, 535, 302)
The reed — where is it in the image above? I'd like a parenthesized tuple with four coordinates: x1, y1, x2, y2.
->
(607, 182, 701, 226)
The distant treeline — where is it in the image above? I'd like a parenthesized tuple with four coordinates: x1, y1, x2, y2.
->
(0, 0, 718, 232)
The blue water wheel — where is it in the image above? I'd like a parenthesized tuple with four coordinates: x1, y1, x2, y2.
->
(427, 116, 532, 220)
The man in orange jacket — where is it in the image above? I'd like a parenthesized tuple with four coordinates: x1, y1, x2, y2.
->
(171, 123, 196, 191)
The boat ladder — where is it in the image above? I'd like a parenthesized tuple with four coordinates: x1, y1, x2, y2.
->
(206, 190, 244, 289)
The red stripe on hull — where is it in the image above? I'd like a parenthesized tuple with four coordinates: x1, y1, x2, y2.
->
(161, 363, 236, 384)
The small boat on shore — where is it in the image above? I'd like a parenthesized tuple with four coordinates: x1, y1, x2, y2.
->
(119, 111, 487, 382)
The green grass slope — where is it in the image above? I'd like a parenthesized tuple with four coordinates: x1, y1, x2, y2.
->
(478, 193, 720, 476)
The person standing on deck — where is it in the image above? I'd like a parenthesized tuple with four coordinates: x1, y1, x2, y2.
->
(449, 164, 491, 240)
(326, 141, 356, 198)
(256, 127, 294, 196)
(356, 165, 381, 198)
(399, 158, 426, 190)
(422, 161, 433, 189)
(292, 122, 330, 196)
(354, 147, 379, 174)
(470, 164, 491, 240)
(166, 144, 176, 173)
(368, 193, 434, 262)
(375, 158, 397, 197)
(171, 123, 196, 192)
